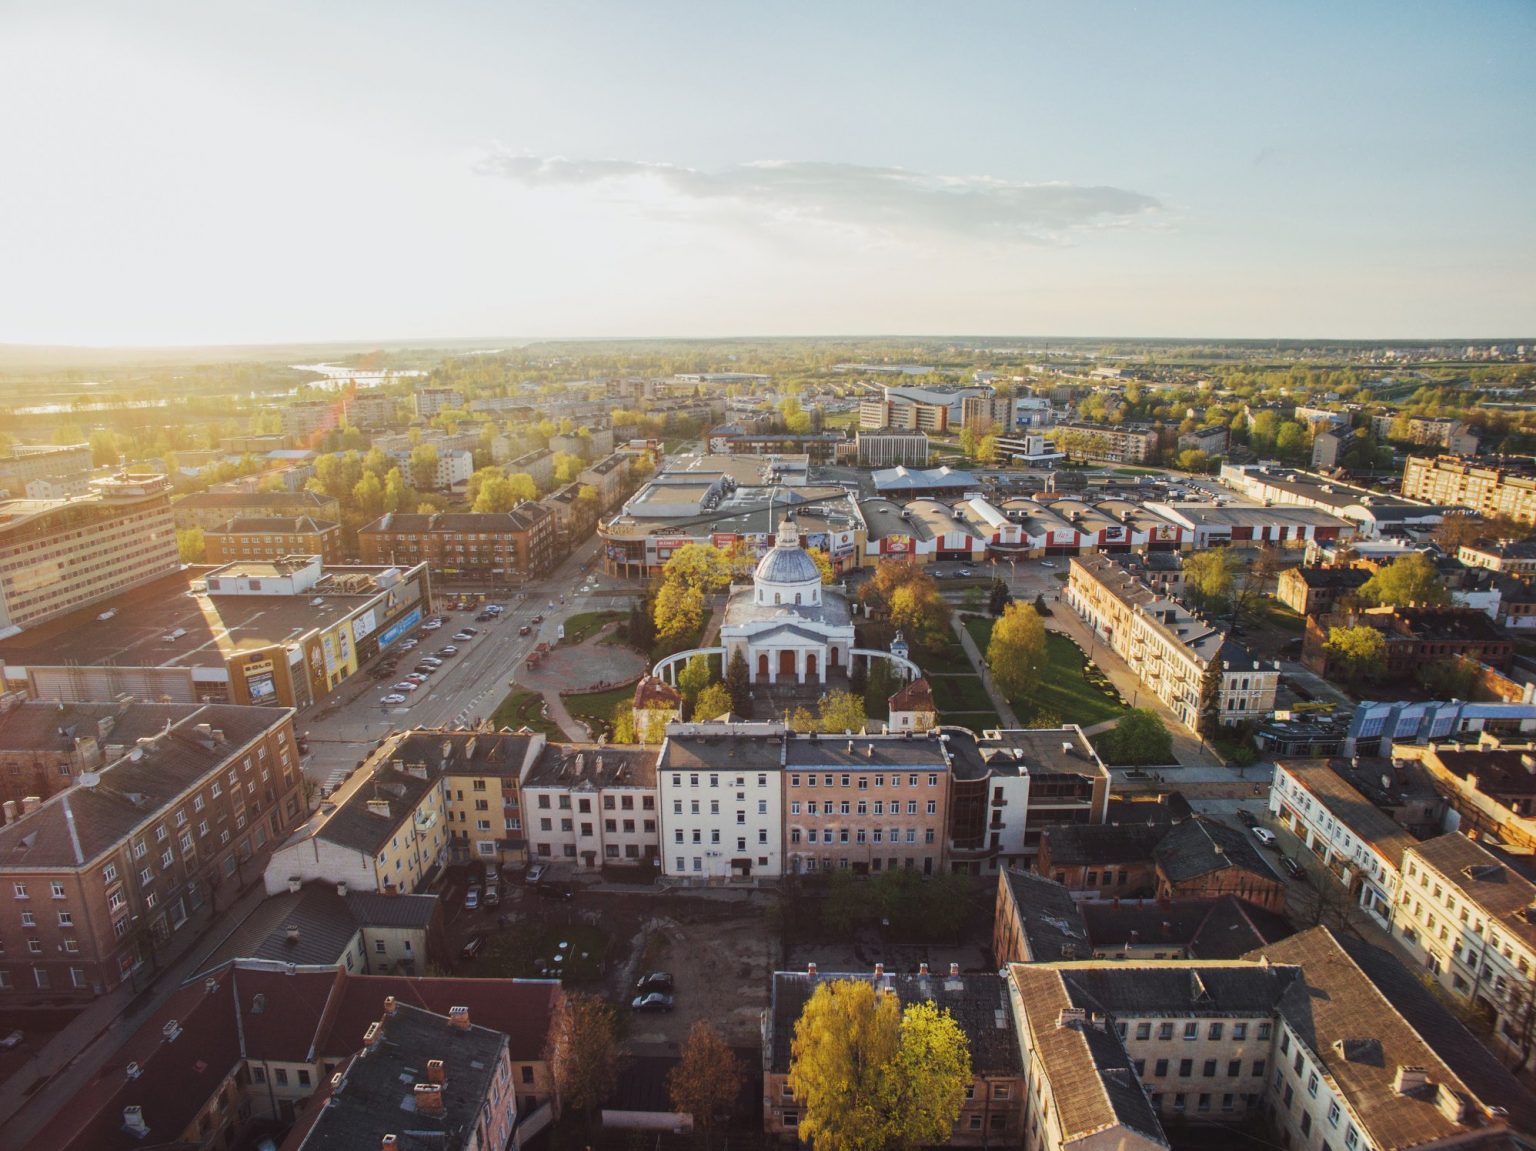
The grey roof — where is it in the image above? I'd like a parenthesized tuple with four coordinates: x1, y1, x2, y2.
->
(1276, 758, 1420, 867)
(659, 730, 786, 773)
(293, 1001, 509, 1151)
(1153, 817, 1275, 883)
(207, 516, 340, 535)
(755, 544, 821, 586)
(1054, 961, 1297, 1017)
(1042, 822, 1165, 867)
(1187, 897, 1295, 959)
(174, 490, 335, 510)
(1000, 869, 1090, 961)
(389, 731, 537, 780)
(786, 733, 949, 769)
(360, 504, 550, 535)
(722, 583, 852, 629)
(524, 743, 658, 789)
(0, 705, 291, 868)
(317, 768, 439, 856)
(767, 970, 1019, 1073)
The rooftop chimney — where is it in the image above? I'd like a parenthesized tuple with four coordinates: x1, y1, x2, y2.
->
(448, 1005, 471, 1031)
(286, 877, 302, 894)
(383, 995, 397, 1016)
(426, 1058, 446, 1085)
(413, 1083, 445, 1116)
(122, 1106, 149, 1137)
(382, 1138, 398, 1151)
(1393, 1066, 1431, 1095)
(865, 743, 875, 757)
(366, 798, 391, 818)
(949, 962, 960, 977)
(21, 796, 41, 815)
(874, 962, 884, 978)
(125, 1061, 142, 1081)
(919, 962, 929, 975)
(363, 1021, 383, 1051)
(337, 881, 348, 897)
(2, 799, 16, 822)
(807, 962, 818, 978)
(161, 1020, 181, 1043)
(1058, 1007, 1087, 1028)
(847, 740, 854, 753)
(285, 924, 301, 945)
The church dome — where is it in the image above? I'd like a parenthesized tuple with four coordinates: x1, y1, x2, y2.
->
(755, 545, 820, 587)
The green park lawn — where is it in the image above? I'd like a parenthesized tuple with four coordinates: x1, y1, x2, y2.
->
(564, 683, 639, 739)
(561, 609, 626, 644)
(965, 619, 1127, 726)
(489, 688, 564, 738)
(462, 920, 609, 984)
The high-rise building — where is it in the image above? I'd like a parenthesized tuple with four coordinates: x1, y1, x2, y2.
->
(0, 473, 178, 638)
(1401, 455, 1536, 523)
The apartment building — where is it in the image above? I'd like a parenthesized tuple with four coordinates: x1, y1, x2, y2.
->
(0, 473, 179, 637)
(1177, 424, 1229, 455)
(1391, 738, 1536, 854)
(0, 443, 93, 499)
(656, 724, 785, 882)
(1458, 537, 1536, 576)
(1036, 822, 1166, 897)
(203, 516, 344, 565)
(960, 393, 1016, 430)
(1009, 928, 1527, 1151)
(1401, 455, 1536, 524)
(24, 962, 562, 1151)
(264, 755, 448, 897)
(855, 429, 929, 467)
(1066, 554, 1278, 732)
(764, 966, 1023, 1147)
(1050, 421, 1159, 464)
(1275, 564, 1372, 616)
(341, 391, 398, 428)
(992, 868, 1091, 965)
(1269, 758, 1419, 927)
(0, 703, 303, 998)
(171, 489, 341, 531)
(506, 448, 556, 492)
(1395, 833, 1536, 1070)
(388, 730, 543, 866)
(858, 396, 951, 433)
(522, 743, 659, 870)
(537, 481, 599, 555)
(281, 400, 341, 443)
(1371, 416, 1480, 455)
(782, 734, 951, 877)
(413, 386, 466, 418)
(1301, 605, 1515, 679)
(358, 505, 557, 581)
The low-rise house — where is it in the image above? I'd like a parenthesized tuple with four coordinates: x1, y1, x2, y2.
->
(1152, 817, 1286, 912)
(1036, 822, 1165, 897)
(991, 868, 1089, 966)
(1276, 564, 1372, 616)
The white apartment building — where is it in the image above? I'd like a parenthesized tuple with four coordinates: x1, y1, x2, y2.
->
(657, 724, 785, 882)
(522, 744, 659, 870)
(1269, 759, 1417, 927)
(414, 387, 466, 418)
(1395, 833, 1536, 1070)
(1066, 554, 1278, 732)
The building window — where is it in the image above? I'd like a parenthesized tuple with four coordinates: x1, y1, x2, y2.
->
(1179, 1059, 1193, 1077)
(1183, 1022, 1198, 1040)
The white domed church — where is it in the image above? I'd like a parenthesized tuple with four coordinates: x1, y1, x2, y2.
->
(720, 519, 856, 685)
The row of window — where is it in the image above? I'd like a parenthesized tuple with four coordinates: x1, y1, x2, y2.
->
(790, 799, 936, 816)
(1135, 1056, 1265, 1080)
(1125, 1019, 1268, 1042)
(791, 827, 932, 845)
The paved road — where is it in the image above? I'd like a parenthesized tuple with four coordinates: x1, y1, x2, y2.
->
(299, 537, 643, 788)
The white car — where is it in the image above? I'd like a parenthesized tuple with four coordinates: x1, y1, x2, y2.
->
(1040, 560, 1057, 568)
(391, 681, 420, 692)
(381, 693, 408, 705)
(422, 620, 443, 632)
(399, 639, 419, 651)
(1252, 827, 1277, 846)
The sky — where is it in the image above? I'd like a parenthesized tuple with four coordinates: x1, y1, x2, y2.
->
(0, 0, 1532, 345)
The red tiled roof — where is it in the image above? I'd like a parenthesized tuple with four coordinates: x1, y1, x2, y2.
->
(633, 675, 682, 708)
(318, 975, 561, 1062)
(27, 976, 242, 1151)
(234, 966, 345, 1063)
(888, 677, 935, 711)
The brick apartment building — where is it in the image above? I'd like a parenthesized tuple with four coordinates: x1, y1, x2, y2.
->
(1302, 605, 1516, 679)
(358, 505, 557, 582)
(0, 703, 303, 998)
(203, 516, 344, 565)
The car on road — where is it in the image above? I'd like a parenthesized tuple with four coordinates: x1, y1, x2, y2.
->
(1280, 856, 1306, 879)
(635, 971, 674, 994)
(0, 1029, 23, 1050)
(536, 883, 574, 901)
(518, 625, 532, 636)
(406, 673, 431, 684)
(435, 646, 458, 657)
(476, 611, 496, 622)
(958, 568, 973, 577)
(391, 681, 420, 692)
(452, 631, 475, 642)
(460, 934, 486, 961)
(1040, 560, 1057, 568)
(1252, 827, 1277, 846)
(422, 620, 443, 632)
(465, 886, 481, 910)
(530, 615, 544, 625)
(381, 693, 408, 705)
(525, 864, 547, 885)
(483, 887, 500, 908)
(1236, 809, 1259, 829)
(399, 639, 419, 651)
(631, 992, 674, 1013)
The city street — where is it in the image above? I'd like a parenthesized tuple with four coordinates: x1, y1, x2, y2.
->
(298, 537, 642, 789)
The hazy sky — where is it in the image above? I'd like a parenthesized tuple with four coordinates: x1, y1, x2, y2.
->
(1, 1, 1532, 345)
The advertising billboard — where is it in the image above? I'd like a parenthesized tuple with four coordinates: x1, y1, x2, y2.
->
(378, 607, 423, 649)
(352, 608, 378, 644)
(883, 533, 912, 554)
(241, 658, 277, 703)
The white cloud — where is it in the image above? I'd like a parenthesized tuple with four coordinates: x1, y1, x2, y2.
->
(473, 153, 1161, 245)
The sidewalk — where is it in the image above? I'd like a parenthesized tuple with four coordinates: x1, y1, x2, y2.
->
(949, 615, 1021, 728)
(0, 880, 268, 1147)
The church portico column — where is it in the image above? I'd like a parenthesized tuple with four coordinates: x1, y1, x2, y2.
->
(796, 648, 806, 686)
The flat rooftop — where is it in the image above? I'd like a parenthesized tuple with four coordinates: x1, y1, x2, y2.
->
(0, 564, 419, 672)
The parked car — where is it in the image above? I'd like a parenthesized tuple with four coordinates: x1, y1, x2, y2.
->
(1252, 827, 1277, 846)
(632, 992, 674, 1013)
(391, 681, 420, 692)
(399, 639, 419, 651)
(422, 620, 444, 632)
(518, 625, 532, 636)
(461, 627, 479, 637)
(1040, 560, 1057, 568)
(465, 886, 481, 910)
(1281, 856, 1306, 879)
(958, 568, 973, 577)
(635, 971, 674, 994)
(483, 887, 501, 908)
(436, 646, 458, 657)
(406, 673, 431, 685)
(0, 1029, 23, 1050)
(382, 693, 408, 705)
(536, 883, 574, 901)
(452, 631, 475, 642)
(460, 934, 486, 961)
(1236, 809, 1259, 829)
(525, 863, 547, 884)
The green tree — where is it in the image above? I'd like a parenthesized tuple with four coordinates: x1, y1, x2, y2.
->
(863, 658, 897, 717)
(662, 543, 733, 594)
(1097, 708, 1174, 765)
(552, 451, 584, 485)
(677, 653, 713, 714)
(726, 648, 752, 715)
(988, 601, 1048, 702)
(89, 429, 120, 467)
(352, 471, 385, 519)
(988, 578, 1011, 617)
(818, 690, 866, 734)
(669, 1021, 744, 1145)
(807, 547, 836, 585)
(1183, 549, 1238, 615)
(177, 526, 205, 563)
(1359, 552, 1449, 608)
(1176, 448, 1211, 473)
(409, 443, 440, 490)
(383, 466, 413, 513)
(472, 475, 528, 513)
(546, 992, 619, 1120)
(694, 682, 733, 721)
(654, 581, 706, 643)
(611, 703, 638, 744)
(1324, 624, 1388, 686)
(788, 979, 971, 1151)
